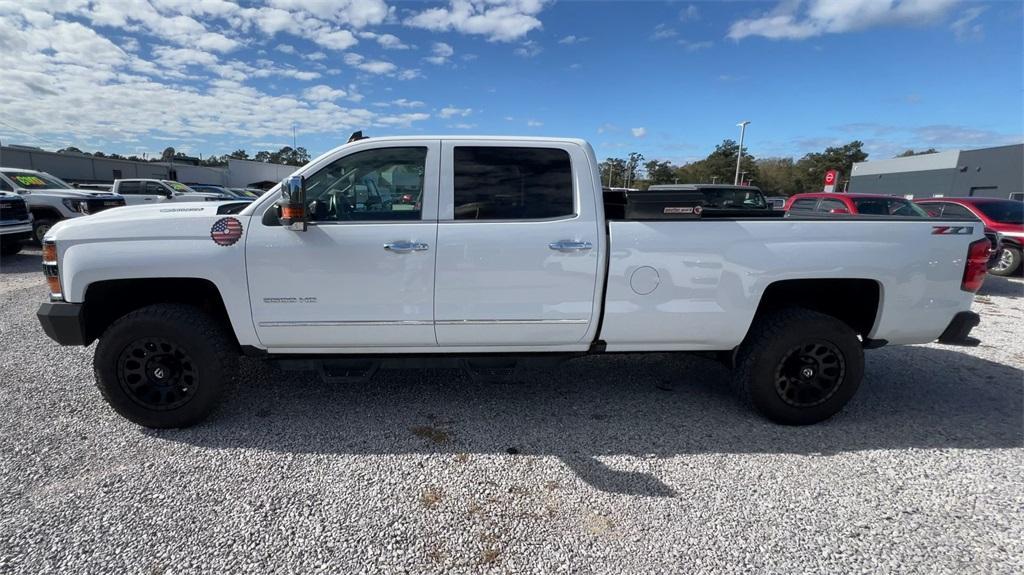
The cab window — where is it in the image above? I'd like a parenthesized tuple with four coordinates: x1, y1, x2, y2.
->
(453, 147, 573, 220)
(789, 198, 818, 212)
(303, 147, 426, 221)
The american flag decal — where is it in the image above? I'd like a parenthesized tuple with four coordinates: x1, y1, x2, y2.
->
(210, 217, 243, 246)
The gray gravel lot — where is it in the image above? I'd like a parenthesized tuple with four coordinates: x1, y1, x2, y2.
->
(1, 247, 1022, 574)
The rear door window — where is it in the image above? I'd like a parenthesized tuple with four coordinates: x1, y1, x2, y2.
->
(936, 203, 974, 218)
(789, 198, 818, 212)
(453, 147, 573, 220)
(117, 181, 142, 194)
(818, 198, 848, 213)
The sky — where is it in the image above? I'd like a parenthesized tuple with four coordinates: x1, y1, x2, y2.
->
(0, 0, 1022, 165)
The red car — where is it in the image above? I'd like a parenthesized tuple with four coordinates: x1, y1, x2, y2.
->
(784, 192, 930, 217)
(915, 197, 1024, 276)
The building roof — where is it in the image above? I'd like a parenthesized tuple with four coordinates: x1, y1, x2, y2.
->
(851, 150, 960, 176)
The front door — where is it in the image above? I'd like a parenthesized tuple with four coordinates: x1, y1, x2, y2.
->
(433, 142, 602, 347)
(247, 141, 440, 349)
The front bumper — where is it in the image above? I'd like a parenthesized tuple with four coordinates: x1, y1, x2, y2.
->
(37, 302, 91, 346)
(936, 311, 981, 347)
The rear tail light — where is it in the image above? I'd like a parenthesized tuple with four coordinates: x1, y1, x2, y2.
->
(42, 241, 63, 301)
(961, 238, 990, 293)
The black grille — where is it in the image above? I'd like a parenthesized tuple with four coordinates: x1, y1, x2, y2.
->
(0, 198, 29, 221)
(85, 197, 125, 214)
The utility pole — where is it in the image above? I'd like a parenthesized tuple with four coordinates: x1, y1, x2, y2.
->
(734, 120, 750, 185)
(292, 124, 297, 149)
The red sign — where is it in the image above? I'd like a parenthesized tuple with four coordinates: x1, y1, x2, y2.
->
(824, 170, 838, 186)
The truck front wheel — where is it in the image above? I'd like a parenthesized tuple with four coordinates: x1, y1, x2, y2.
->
(733, 308, 864, 425)
(93, 304, 238, 428)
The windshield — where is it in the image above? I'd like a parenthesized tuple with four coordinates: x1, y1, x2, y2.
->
(701, 188, 768, 209)
(853, 197, 928, 217)
(2, 171, 72, 190)
(162, 180, 198, 194)
(975, 200, 1024, 224)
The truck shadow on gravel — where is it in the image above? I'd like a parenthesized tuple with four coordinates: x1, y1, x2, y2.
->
(152, 345, 1023, 498)
(0, 248, 41, 274)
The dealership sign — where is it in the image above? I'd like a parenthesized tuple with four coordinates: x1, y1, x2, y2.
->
(823, 169, 840, 193)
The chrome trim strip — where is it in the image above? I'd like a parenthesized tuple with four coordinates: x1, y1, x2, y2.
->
(435, 319, 589, 326)
(259, 320, 434, 327)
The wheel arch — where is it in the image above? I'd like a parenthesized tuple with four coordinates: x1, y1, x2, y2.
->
(81, 278, 238, 348)
(751, 278, 882, 341)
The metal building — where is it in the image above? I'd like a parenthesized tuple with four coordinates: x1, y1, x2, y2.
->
(850, 143, 1023, 199)
(0, 145, 297, 189)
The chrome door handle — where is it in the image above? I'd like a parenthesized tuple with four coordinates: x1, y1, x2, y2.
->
(384, 241, 429, 253)
(548, 240, 593, 252)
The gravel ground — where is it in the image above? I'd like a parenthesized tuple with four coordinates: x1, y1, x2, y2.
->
(1, 246, 1022, 574)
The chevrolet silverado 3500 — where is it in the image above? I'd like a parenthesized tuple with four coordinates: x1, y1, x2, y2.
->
(36, 136, 988, 428)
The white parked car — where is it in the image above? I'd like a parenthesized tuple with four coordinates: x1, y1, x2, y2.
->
(0, 167, 126, 243)
(37, 135, 990, 429)
(110, 179, 229, 205)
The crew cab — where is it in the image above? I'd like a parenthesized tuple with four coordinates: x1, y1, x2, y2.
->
(785, 192, 929, 217)
(915, 197, 1024, 276)
(0, 168, 126, 243)
(36, 136, 989, 429)
(0, 191, 33, 256)
(111, 179, 233, 205)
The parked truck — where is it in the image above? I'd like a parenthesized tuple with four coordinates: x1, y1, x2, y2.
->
(0, 168, 126, 243)
(36, 136, 989, 429)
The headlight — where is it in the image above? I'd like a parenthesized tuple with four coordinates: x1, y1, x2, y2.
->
(61, 199, 89, 214)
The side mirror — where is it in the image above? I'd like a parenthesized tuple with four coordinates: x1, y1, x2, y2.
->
(279, 175, 307, 231)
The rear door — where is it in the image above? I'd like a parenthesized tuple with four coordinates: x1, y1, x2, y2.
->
(433, 141, 601, 347)
(247, 140, 440, 349)
(116, 181, 148, 205)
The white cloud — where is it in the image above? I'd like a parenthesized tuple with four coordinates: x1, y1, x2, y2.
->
(728, 0, 960, 41)
(526, 119, 543, 127)
(343, 52, 397, 74)
(425, 42, 455, 64)
(514, 40, 542, 57)
(651, 23, 677, 40)
(631, 127, 647, 138)
(0, 2, 447, 154)
(557, 34, 587, 44)
(679, 4, 700, 22)
(404, 0, 549, 42)
(447, 123, 476, 129)
(951, 6, 985, 42)
(304, 84, 347, 102)
(396, 69, 422, 80)
(375, 33, 410, 50)
(439, 106, 472, 119)
(393, 98, 425, 107)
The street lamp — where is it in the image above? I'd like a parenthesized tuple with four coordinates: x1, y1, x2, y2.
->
(734, 120, 750, 185)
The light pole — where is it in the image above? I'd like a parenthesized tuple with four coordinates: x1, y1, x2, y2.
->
(734, 120, 750, 185)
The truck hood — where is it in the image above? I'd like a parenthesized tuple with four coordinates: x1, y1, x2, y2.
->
(45, 201, 250, 243)
(22, 188, 124, 200)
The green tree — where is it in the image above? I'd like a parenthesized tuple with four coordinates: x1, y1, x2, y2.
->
(229, 149, 249, 160)
(896, 148, 938, 157)
(160, 146, 176, 161)
(644, 160, 677, 185)
(795, 141, 868, 191)
(599, 157, 627, 187)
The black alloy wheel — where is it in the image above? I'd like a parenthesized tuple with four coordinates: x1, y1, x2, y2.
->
(117, 337, 199, 410)
(773, 341, 845, 407)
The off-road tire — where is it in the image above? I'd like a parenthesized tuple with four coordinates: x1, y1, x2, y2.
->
(94, 304, 238, 428)
(733, 307, 864, 425)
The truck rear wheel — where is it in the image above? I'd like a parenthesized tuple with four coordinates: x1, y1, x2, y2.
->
(94, 304, 238, 428)
(733, 308, 863, 425)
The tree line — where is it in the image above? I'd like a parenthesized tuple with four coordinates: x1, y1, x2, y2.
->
(55, 145, 311, 167)
(600, 140, 887, 197)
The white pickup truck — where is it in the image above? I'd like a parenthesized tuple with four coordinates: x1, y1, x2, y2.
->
(36, 136, 989, 429)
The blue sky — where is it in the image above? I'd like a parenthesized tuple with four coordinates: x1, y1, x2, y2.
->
(0, 0, 1021, 165)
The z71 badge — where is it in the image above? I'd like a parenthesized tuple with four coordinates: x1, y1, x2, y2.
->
(931, 226, 974, 235)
